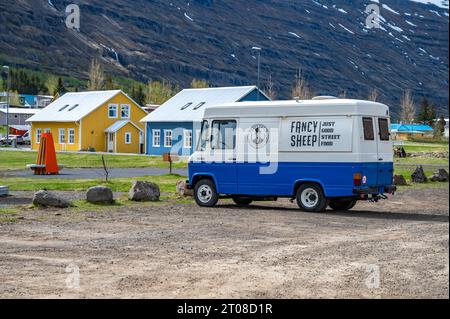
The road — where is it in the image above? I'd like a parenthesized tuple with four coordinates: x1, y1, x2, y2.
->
(0, 187, 448, 298)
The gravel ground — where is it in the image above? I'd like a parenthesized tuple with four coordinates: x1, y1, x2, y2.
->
(0, 187, 448, 299)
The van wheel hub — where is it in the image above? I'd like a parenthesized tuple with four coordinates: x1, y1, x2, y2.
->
(301, 188, 319, 208)
(198, 185, 213, 203)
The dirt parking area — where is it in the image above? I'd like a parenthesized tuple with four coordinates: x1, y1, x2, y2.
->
(0, 187, 448, 299)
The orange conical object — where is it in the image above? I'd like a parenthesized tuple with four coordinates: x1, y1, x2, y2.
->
(43, 133, 59, 175)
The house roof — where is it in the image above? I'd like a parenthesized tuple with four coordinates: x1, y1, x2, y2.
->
(391, 124, 433, 132)
(26, 90, 123, 122)
(0, 107, 40, 115)
(104, 120, 143, 133)
(141, 86, 268, 123)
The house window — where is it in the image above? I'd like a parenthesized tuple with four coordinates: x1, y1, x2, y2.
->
(68, 128, 75, 144)
(152, 130, 161, 147)
(58, 128, 66, 144)
(378, 118, 390, 141)
(121, 104, 130, 119)
(44, 128, 51, 133)
(125, 132, 132, 144)
(164, 130, 172, 147)
(36, 128, 42, 144)
(362, 117, 375, 141)
(184, 130, 193, 149)
(108, 104, 118, 118)
(211, 120, 237, 150)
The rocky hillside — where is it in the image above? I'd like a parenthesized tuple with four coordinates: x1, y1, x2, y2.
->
(0, 0, 448, 117)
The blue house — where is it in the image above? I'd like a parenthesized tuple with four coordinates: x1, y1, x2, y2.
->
(140, 86, 270, 156)
(391, 123, 434, 140)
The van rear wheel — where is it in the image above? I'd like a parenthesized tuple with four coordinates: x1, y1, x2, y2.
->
(296, 183, 328, 212)
(329, 199, 357, 211)
(194, 179, 219, 207)
(232, 197, 253, 206)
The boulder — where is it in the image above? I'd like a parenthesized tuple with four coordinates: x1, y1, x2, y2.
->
(176, 180, 193, 197)
(430, 169, 449, 182)
(129, 181, 160, 202)
(393, 175, 408, 186)
(33, 190, 71, 208)
(86, 186, 114, 204)
(411, 166, 428, 183)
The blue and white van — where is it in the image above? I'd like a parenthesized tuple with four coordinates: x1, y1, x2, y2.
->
(188, 98, 396, 212)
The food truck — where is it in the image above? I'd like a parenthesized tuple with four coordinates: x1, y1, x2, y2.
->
(188, 98, 396, 212)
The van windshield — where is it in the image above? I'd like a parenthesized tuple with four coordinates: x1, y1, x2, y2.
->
(198, 120, 210, 151)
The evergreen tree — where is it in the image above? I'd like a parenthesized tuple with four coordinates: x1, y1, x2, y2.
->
(104, 75, 115, 90)
(433, 115, 446, 140)
(54, 77, 67, 96)
(131, 85, 146, 106)
(416, 96, 430, 124)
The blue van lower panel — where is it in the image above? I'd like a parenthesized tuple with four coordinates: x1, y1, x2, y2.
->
(189, 162, 394, 197)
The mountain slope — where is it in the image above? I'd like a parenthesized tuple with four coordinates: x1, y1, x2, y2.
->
(0, 0, 448, 117)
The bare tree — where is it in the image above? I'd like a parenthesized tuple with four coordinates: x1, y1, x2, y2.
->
(400, 89, 416, 124)
(101, 155, 110, 182)
(292, 68, 313, 100)
(368, 88, 379, 102)
(264, 74, 277, 100)
(88, 59, 105, 91)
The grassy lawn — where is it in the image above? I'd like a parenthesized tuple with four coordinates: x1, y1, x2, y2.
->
(0, 150, 188, 170)
(395, 157, 449, 165)
(401, 141, 449, 153)
(2, 174, 184, 193)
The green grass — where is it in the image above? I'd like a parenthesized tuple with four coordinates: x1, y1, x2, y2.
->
(401, 141, 449, 153)
(0, 206, 19, 222)
(394, 166, 449, 188)
(0, 150, 187, 170)
(2, 174, 184, 193)
(395, 157, 449, 165)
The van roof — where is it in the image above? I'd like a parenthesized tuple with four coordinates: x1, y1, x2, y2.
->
(203, 99, 390, 118)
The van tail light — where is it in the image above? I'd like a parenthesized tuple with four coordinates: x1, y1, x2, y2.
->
(354, 173, 362, 186)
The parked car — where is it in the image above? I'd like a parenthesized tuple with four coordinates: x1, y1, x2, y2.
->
(0, 134, 24, 146)
(22, 131, 31, 145)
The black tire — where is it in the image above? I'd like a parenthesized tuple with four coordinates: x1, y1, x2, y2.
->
(296, 183, 328, 212)
(232, 197, 253, 206)
(329, 199, 357, 211)
(194, 178, 219, 207)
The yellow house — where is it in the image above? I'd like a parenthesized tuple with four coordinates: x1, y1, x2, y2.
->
(26, 90, 148, 154)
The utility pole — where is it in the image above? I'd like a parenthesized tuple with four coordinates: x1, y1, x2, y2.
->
(252, 47, 261, 101)
(2, 66, 10, 143)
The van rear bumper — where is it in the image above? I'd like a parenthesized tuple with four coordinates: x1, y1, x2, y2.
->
(353, 185, 397, 195)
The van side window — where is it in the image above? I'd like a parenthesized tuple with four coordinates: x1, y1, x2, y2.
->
(362, 117, 375, 141)
(378, 118, 390, 141)
(198, 120, 210, 151)
(211, 120, 237, 150)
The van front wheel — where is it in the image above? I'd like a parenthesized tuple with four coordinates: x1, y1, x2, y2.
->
(194, 179, 219, 207)
(296, 183, 328, 212)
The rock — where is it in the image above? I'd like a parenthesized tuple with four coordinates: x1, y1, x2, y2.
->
(129, 181, 160, 202)
(411, 166, 428, 183)
(86, 186, 114, 204)
(32, 190, 71, 208)
(393, 175, 408, 186)
(176, 180, 193, 197)
(430, 169, 449, 182)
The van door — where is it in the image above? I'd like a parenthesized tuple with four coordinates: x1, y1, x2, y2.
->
(236, 118, 281, 195)
(376, 117, 394, 185)
(205, 119, 238, 194)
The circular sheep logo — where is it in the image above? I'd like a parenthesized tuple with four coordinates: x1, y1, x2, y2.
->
(249, 124, 269, 149)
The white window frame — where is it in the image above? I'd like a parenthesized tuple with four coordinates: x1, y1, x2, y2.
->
(120, 104, 130, 119)
(68, 128, 75, 144)
(36, 128, 42, 144)
(183, 130, 193, 149)
(125, 131, 132, 144)
(108, 104, 118, 118)
(152, 129, 161, 147)
(164, 130, 172, 148)
(58, 128, 66, 144)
